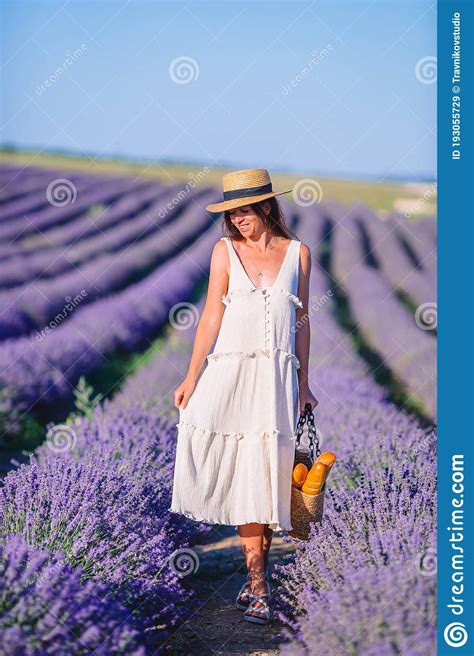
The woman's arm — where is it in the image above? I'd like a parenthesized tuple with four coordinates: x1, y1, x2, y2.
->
(295, 243, 319, 411)
(174, 239, 229, 409)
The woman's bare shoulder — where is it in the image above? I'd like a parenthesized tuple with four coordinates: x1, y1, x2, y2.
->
(298, 241, 311, 255)
(297, 242, 312, 268)
(212, 237, 228, 252)
(210, 238, 230, 268)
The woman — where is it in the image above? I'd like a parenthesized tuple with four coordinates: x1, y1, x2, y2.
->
(170, 168, 318, 624)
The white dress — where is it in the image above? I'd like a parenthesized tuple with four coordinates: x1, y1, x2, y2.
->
(170, 236, 303, 531)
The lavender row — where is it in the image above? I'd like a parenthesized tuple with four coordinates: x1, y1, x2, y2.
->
(331, 207, 437, 420)
(0, 164, 101, 206)
(0, 534, 146, 655)
(274, 207, 436, 654)
(0, 163, 152, 213)
(0, 163, 118, 193)
(1, 293, 213, 650)
(0, 219, 217, 649)
(0, 220, 221, 427)
(414, 215, 437, 247)
(0, 181, 166, 262)
(0, 185, 209, 288)
(0, 172, 111, 224)
(0, 175, 154, 245)
(389, 212, 437, 287)
(111, 318, 199, 412)
(0, 190, 216, 338)
(354, 205, 435, 310)
(1, 403, 206, 652)
(0, 170, 83, 206)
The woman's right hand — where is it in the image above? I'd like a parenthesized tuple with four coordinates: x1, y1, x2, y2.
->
(174, 375, 196, 410)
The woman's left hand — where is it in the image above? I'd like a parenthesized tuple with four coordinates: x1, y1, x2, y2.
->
(299, 387, 319, 413)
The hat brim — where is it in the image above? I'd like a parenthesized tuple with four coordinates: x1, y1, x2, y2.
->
(205, 189, 292, 214)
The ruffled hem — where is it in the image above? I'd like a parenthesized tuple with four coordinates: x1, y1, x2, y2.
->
(169, 505, 292, 532)
(206, 346, 300, 369)
(176, 420, 298, 442)
(222, 287, 303, 309)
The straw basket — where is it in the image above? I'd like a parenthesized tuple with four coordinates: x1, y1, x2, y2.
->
(289, 482, 326, 540)
(289, 403, 325, 541)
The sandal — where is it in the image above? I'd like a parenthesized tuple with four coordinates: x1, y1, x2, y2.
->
(235, 566, 270, 610)
(243, 571, 273, 625)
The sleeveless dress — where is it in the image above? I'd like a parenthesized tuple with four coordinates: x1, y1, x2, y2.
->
(169, 236, 303, 531)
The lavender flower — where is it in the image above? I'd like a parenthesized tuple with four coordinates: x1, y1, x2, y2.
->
(0, 533, 146, 655)
(0, 454, 195, 638)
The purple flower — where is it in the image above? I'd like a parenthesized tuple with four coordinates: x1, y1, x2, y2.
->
(0, 534, 146, 655)
(0, 453, 196, 640)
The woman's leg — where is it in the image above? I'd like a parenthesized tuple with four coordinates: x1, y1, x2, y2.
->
(263, 524, 273, 570)
(238, 523, 272, 599)
(238, 523, 273, 620)
(238, 523, 264, 575)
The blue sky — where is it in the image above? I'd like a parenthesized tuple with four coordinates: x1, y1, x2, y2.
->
(1, 0, 436, 180)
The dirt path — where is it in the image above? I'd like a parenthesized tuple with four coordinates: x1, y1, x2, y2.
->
(161, 525, 298, 655)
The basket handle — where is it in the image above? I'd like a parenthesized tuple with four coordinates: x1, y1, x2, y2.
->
(294, 402, 321, 462)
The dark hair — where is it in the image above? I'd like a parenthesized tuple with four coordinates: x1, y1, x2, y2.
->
(222, 197, 298, 241)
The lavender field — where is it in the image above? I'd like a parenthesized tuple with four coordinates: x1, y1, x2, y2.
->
(0, 163, 437, 655)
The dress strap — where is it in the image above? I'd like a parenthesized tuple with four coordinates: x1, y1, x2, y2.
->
(291, 239, 302, 291)
(293, 239, 302, 272)
(220, 236, 247, 290)
(220, 237, 237, 264)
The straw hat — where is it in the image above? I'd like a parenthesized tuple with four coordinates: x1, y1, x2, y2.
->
(205, 168, 292, 213)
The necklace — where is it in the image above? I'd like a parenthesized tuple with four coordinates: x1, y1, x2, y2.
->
(244, 236, 277, 284)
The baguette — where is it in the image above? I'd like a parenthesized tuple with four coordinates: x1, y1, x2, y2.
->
(301, 452, 337, 495)
(292, 463, 308, 489)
